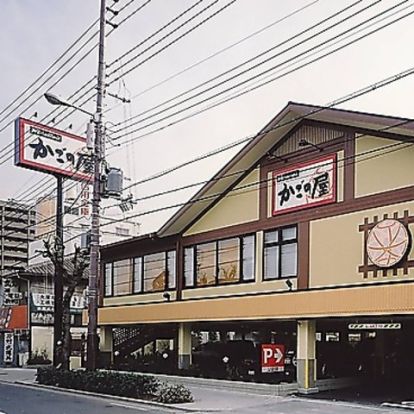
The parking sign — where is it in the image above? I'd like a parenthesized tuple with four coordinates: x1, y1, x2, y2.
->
(261, 344, 285, 373)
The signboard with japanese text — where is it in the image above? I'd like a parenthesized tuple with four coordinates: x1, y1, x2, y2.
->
(349, 323, 401, 330)
(261, 344, 285, 373)
(3, 332, 14, 363)
(273, 154, 336, 215)
(14, 117, 92, 181)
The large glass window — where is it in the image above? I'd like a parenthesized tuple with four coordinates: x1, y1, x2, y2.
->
(184, 248, 194, 287)
(184, 235, 255, 288)
(144, 252, 166, 292)
(133, 257, 142, 293)
(113, 259, 132, 296)
(106, 251, 176, 297)
(167, 251, 176, 289)
(242, 235, 255, 281)
(104, 263, 113, 296)
(218, 238, 239, 284)
(196, 242, 216, 287)
(263, 226, 297, 280)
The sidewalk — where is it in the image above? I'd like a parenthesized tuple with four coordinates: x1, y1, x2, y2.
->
(0, 367, 287, 412)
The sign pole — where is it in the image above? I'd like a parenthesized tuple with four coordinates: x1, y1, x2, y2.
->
(53, 175, 64, 367)
(86, 0, 107, 370)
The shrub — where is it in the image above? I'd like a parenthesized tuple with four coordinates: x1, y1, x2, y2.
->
(156, 382, 194, 404)
(36, 367, 159, 398)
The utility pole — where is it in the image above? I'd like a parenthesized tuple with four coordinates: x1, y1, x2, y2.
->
(86, 0, 107, 370)
(53, 175, 64, 367)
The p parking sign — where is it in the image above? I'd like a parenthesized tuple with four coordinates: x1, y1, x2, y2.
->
(261, 344, 285, 373)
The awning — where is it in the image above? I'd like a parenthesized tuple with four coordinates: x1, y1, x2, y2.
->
(0, 305, 28, 330)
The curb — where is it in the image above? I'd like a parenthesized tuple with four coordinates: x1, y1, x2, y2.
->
(12, 381, 205, 412)
(382, 402, 414, 411)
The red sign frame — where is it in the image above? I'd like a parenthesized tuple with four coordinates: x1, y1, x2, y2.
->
(14, 117, 91, 181)
(272, 153, 337, 216)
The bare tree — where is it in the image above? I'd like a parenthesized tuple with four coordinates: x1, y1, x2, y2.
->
(43, 239, 89, 370)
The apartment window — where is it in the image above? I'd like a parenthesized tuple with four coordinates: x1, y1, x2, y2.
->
(104, 263, 113, 296)
(263, 226, 297, 280)
(113, 259, 132, 296)
(184, 235, 256, 288)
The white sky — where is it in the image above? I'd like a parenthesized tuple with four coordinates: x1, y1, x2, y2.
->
(1, 0, 414, 234)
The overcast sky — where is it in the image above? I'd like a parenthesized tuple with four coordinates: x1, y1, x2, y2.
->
(1, 0, 414, 234)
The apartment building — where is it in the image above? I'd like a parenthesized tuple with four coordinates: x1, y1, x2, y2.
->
(0, 200, 35, 280)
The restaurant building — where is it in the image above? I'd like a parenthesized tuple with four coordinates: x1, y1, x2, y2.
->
(96, 102, 414, 393)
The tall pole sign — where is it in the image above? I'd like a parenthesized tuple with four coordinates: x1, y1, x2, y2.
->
(14, 119, 91, 367)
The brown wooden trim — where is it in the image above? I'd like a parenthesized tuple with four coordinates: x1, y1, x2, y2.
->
(101, 235, 177, 262)
(297, 221, 310, 289)
(183, 185, 414, 246)
(259, 164, 268, 220)
(176, 238, 183, 301)
(344, 132, 355, 201)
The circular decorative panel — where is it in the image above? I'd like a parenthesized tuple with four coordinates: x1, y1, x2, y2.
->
(366, 219, 410, 268)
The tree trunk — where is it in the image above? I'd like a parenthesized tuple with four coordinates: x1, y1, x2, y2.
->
(61, 285, 76, 371)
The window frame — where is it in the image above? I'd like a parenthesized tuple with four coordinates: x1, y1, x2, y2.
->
(262, 225, 298, 281)
(103, 249, 177, 297)
(183, 233, 256, 289)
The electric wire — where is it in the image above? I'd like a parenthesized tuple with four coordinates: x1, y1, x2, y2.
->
(112, 0, 411, 139)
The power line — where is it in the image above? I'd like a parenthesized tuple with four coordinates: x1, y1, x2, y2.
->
(112, 0, 409, 139)
(114, 6, 414, 148)
(0, 18, 99, 122)
(112, 0, 366, 129)
(109, 0, 239, 84)
(114, 64, 414, 198)
(105, 0, 321, 115)
(0, 0, 149, 143)
(108, 0, 205, 69)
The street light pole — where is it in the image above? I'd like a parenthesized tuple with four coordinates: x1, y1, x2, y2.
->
(86, 0, 107, 370)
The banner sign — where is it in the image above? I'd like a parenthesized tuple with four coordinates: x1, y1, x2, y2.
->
(349, 323, 401, 330)
(3, 332, 14, 363)
(15, 117, 92, 181)
(31, 292, 85, 312)
(261, 344, 285, 373)
(273, 154, 336, 215)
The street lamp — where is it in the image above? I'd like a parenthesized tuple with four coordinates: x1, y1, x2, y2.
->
(44, 92, 94, 117)
(44, 89, 103, 371)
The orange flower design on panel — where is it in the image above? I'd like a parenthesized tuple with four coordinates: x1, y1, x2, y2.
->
(366, 219, 410, 268)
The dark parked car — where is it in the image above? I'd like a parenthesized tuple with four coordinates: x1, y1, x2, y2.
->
(192, 340, 257, 379)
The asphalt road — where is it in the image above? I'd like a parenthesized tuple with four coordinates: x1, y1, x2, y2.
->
(0, 382, 179, 414)
(0, 382, 405, 414)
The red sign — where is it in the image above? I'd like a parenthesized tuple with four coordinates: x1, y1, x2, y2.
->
(14, 117, 92, 181)
(272, 154, 336, 215)
(261, 344, 285, 373)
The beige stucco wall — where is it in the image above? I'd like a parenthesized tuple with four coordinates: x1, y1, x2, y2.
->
(103, 291, 177, 307)
(184, 169, 259, 236)
(355, 135, 414, 198)
(310, 200, 414, 288)
(98, 282, 414, 325)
